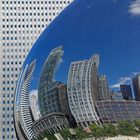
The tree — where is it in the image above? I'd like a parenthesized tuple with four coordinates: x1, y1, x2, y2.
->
(74, 127, 89, 140)
(89, 124, 104, 138)
(60, 128, 72, 139)
(134, 120, 140, 130)
(118, 121, 138, 136)
(103, 124, 119, 137)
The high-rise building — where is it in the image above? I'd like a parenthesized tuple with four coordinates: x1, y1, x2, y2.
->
(0, 1, 72, 139)
(36, 47, 74, 138)
(58, 84, 72, 116)
(38, 47, 64, 116)
(14, 60, 36, 140)
(67, 54, 100, 127)
(29, 90, 40, 121)
(120, 85, 133, 100)
(133, 74, 140, 101)
(97, 75, 110, 100)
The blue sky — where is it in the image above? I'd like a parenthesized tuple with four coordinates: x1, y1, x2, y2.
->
(23, 0, 140, 91)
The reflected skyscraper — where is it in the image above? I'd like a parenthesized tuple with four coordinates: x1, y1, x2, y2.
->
(38, 47, 64, 116)
(133, 74, 140, 101)
(67, 54, 100, 127)
(29, 90, 40, 121)
(15, 60, 36, 140)
(120, 85, 133, 100)
(33, 47, 75, 137)
(97, 75, 110, 100)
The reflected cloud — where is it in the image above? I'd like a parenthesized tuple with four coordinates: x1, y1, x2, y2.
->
(129, 0, 140, 15)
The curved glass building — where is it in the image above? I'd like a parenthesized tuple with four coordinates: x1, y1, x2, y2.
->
(38, 47, 64, 116)
(14, 0, 140, 139)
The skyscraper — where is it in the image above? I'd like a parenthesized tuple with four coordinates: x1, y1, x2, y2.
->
(38, 47, 64, 116)
(67, 54, 100, 127)
(14, 60, 36, 140)
(0, 1, 72, 139)
(97, 75, 110, 100)
(120, 85, 133, 100)
(29, 90, 40, 121)
(133, 74, 140, 101)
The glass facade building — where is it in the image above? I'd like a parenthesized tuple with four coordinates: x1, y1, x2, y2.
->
(38, 47, 64, 116)
(96, 101, 140, 123)
(133, 74, 140, 101)
(120, 85, 133, 100)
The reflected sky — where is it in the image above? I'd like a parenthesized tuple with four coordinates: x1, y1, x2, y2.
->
(22, 0, 140, 91)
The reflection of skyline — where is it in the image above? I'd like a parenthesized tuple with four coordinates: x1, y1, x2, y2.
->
(25, 45, 139, 102)
(22, 0, 140, 93)
(28, 47, 138, 100)
(14, 0, 140, 138)
(16, 46, 140, 138)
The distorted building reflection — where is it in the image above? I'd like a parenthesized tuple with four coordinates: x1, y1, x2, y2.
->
(34, 47, 75, 137)
(67, 54, 100, 127)
(15, 60, 36, 140)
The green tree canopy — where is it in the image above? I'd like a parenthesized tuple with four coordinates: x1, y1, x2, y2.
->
(103, 124, 119, 137)
(134, 120, 140, 130)
(118, 121, 138, 136)
(74, 127, 89, 140)
(60, 128, 72, 139)
(89, 124, 104, 138)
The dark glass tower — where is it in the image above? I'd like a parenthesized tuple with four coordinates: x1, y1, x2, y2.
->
(120, 85, 133, 100)
(133, 74, 140, 101)
(38, 47, 64, 116)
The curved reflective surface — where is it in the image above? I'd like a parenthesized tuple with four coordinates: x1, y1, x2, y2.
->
(14, 0, 140, 139)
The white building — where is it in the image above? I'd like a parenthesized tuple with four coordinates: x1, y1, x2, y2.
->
(18, 61, 36, 140)
(97, 75, 110, 100)
(29, 90, 40, 121)
(67, 54, 100, 128)
(0, 0, 72, 139)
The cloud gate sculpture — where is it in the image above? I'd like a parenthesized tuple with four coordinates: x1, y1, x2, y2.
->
(14, 0, 140, 139)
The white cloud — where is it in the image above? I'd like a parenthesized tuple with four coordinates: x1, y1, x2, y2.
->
(132, 72, 140, 76)
(110, 76, 131, 88)
(118, 77, 131, 83)
(110, 71, 140, 89)
(110, 83, 121, 88)
(129, 0, 140, 15)
(29, 89, 38, 96)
